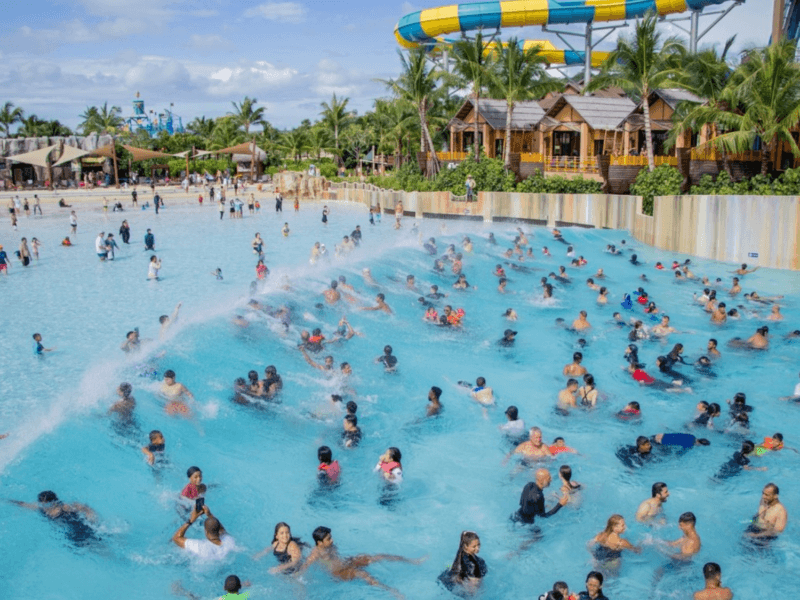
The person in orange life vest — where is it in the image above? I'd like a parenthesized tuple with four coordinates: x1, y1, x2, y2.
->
(424, 306, 438, 322)
(549, 437, 578, 455)
(374, 447, 402, 483)
(317, 446, 340, 483)
(495, 264, 506, 278)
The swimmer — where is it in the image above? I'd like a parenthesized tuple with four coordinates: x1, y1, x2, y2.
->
(572, 310, 591, 331)
(317, 446, 341, 483)
(745, 483, 787, 540)
(729, 277, 741, 295)
(282, 222, 289, 236)
(514, 468, 569, 524)
(707, 338, 721, 359)
(767, 304, 783, 321)
(556, 379, 579, 412)
(323, 280, 341, 304)
(341, 414, 362, 448)
(559, 465, 582, 497)
(714, 441, 766, 479)
(578, 572, 608, 600)
(651, 315, 676, 337)
(616, 436, 653, 468)
(595, 268, 605, 279)
(301, 348, 335, 372)
(211, 268, 223, 280)
(427, 386, 443, 417)
(141, 430, 165, 465)
(376, 345, 398, 371)
(511, 427, 552, 459)
(588, 515, 640, 564)
(651, 432, 710, 450)
(109, 382, 136, 417)
(159, 302, 182, 338)
(734, 263, 759, 275)
(635, 482, 669, 522)
(470, 376, 494, 405)
(563, 352, 587, 376)
(121, 329, 141, 353)
(148, 255, 161, 280)
(661, 511, 702, 559)
(503, 308, 518, 321)
(597, 287, 608, 304)
(616, 401, 641, 420)
(550, 437, 578, 455)
(253, 522, 305, 574)
(161, 369, 194, 416)
(299, 526, 422, 598)
(10, 491, 100, 547)
(498, 329, 517, 347)
(577, 374, 598, 408)
(360, 293, 392, 314)
(497, 277, 508, 293)
(694, 563, 733, 600)
(499, 405, 525, 438)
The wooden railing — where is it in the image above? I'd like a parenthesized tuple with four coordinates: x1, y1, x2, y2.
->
(544, 156, 599, 174)
(427, 152, 469, 161)
(610, 155, 678, 166)
(690, 149, 762, 162)
(520, 153, 544, 163)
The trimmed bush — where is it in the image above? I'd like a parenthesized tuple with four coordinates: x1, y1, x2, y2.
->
(629, 164, 683, 215)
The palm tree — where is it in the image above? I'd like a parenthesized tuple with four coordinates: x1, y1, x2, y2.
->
(665, 39, 734, 171)
(452, 32, 493, 162)
(381, 99, 417, 168)
(0, 102, 24, 137)
(187, 116, 216, 138)
(276, 129, 310, 162)
(208, 116, 245, 150)
(229, 97, 265, 135)
(380, 49, 445, 176)
(319, 93, 352, 162)
(79, 102, 123, 135)
(18, 114, 45, 138)
(41, 119, 73, 137)
(488, 39, 562, 168)
(687, 38, 800, 175)
(307, 126, 336, 160)
(588, 12, 683, 171)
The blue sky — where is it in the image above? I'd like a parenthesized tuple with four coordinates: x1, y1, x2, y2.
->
(0, 0, 773, 132)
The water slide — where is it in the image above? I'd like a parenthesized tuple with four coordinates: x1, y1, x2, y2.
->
(785, 0, 800, 40)
(395, 0, 733, 66)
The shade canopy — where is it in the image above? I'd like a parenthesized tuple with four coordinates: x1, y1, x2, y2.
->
(5, 145, 59, 168)
(214, 141, 261, 155)
(122, 145, 176, 161)
(52, 145, 91, 166)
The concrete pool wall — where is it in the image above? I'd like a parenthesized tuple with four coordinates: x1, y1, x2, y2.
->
(328, 182, 800, 271)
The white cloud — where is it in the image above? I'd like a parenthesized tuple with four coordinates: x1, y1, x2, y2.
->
(189, 34, 233, 51)
(207, 61, 300, 96)
(244, 2, 307, 24)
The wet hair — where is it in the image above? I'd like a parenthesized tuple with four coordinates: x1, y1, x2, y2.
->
(573, 352, 583, 362)
(248, 370, 259, 383)
(317, 446, 333, 464)
(330, 280, 338, 289)
(599, 286, 607, 294)
(583, 374, 595, 387)
(383, 345, 393, 355)
(709, 338, 718, 346)
(741, 440, 755, 454)
(703, 562, 721, 580)
(338, 275, 346, 283)
(38, 491, 58, 503)
(344, 414, 358, 427)
(566, 378, 578, 388)
(553, 582, 569, 596)
(331, 394, 342, 403)
(553, 437, 565, 444)
(679, 511, 696, 525)
(187, 466, 201, 479)
(163, 370, 176, 379)
(765, 483, 779, 495)
(312, 526, 332, 544)
(586, 571, 604, 586)
(652, 482, 668, 497)
(265, 365, 277, 375)
(636, 435, 650, 449)
(386, 447, 402, 465)
(450, 531, 480, 573)
(697, 438, 711, 445)
(119, 382, 132, 397)
(476, 376, 486, 386)
(149, 430, 162, 441)
(709, 403, 721, 416)
(773, 433, 784, 443)
(587, 278, 594, 284)
(430, 386, 442, 400)
(346, 400, 358, 414)
(627, 401, 640, 410)
(377, 293, 385, 301)
(559, 465, 572, 482)
(505, 405, 518, 420)
(431, 284, 439, 291)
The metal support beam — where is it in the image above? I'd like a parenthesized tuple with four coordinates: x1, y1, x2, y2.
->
(584, 22, 593, 91)
(689, 10, 699, 53)
(660, 1, 742, 52)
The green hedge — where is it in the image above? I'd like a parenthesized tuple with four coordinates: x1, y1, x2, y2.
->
(516, 170, 602, 194)
(689, 168, 800, 196)
(629, 164, 683, 215)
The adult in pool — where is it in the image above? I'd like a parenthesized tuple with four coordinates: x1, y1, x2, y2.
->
(161, 369, 194, 416)
(360, 293, 392, 314)
(108, 382, 136, 420)
(635, 482, 669, 522)
(650, 432, 710, 451)
(616, 436, 654, 468)
(172, 504, 236, 561)
(563, 352, 587, 376)
(438, 531, 487, 594)
(511, 427, 553, 459)
(426, 386, 443, 417)
(10, 491, 101, 547)
(693, 563, 733, 600)
(745, 483, 787, 541)
(298, 526, 423, 597)
(119, 220, 130, 244)
(148, 255, 161, 280)
(253, 522, 306, 574)
(714, 441, 766, 479)
(577, 571, 609, 600)
(513, 468, 569, 525)
(665, 512, 702, 559)
(588, 514, 640, 566)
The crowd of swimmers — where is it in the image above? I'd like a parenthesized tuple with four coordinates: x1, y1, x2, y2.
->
(4, 196, 798, 599)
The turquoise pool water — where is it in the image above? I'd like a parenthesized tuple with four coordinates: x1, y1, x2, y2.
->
(0, 197, 798, 599)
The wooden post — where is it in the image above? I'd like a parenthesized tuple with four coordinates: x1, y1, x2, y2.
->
(185, 148, 190, 185)
(774, 0, 786, 46)
(112, 138, 120, 189)
(250, 137, 255, 183)
(371, 145, 376, 175)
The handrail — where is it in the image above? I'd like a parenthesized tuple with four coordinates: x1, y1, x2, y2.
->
(520, 153, 544, 163)
(610, 155, 677, 166)
(690, 149, 762, 162)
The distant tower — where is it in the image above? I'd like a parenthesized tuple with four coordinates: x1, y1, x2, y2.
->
(124, 92, 183, 137)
